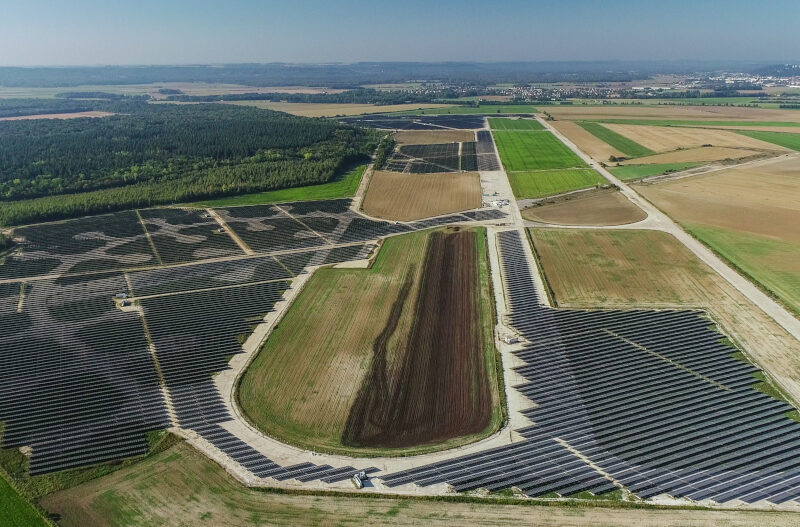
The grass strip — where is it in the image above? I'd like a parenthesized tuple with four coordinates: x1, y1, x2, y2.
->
(576, 121, 654, 157)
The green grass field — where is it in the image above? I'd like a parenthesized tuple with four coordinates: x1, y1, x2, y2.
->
(576, 121, 654, 157)
(684, 223, 800, 316)
(492, 130, 587, 171)
(0, 474, 51, 527)
(610, 162, 702, 181)
(392, 104, 539, 115)
(487, 117, 545, 130)
(188, 164, 366, 208)
(508, 169, 606, 199)
(735, 130, 800, 151)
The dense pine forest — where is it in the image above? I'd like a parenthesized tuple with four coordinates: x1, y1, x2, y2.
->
(0, 101, 376, 226)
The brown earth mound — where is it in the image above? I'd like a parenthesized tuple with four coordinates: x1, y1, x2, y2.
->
(342, 230, 491, 447)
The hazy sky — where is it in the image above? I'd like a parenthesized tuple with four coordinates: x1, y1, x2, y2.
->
(1, 0, 798, 66)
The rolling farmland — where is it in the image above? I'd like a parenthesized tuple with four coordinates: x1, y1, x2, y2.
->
(637, 156, 800, 315)
(363, 171, 481, 221)
(238, 227, 500, 455)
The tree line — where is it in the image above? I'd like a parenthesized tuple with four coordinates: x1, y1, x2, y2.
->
(0, 102, 378, 225)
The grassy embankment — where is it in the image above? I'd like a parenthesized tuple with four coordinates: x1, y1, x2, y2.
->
(188, 164, 366, 208)
(42, 440, 800, 527)
(610, 162, 702, 181)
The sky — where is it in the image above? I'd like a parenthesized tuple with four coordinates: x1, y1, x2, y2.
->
(0, 0, 798, 66)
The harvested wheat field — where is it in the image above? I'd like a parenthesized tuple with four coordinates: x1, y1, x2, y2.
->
(549, 120, 626, 161)
(0, 111, 114, 121)
(601, 124, 789, 153)
(617, 146, 763, 165)
(637, 155, 800, 315)
(637, 155, 800, 243)
(394, 129, 475, 144)
(363, 170, 481, 221)
(522, 189, 646, 225)
(238, 227, 499, 455)
(530, 228, 800, 406)
(547, 104, 800, 123)
(42, 442, 800, 527)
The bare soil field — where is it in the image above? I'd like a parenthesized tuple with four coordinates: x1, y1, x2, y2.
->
(227, 100, 453, 117)
(363, 171, 481, 221)
(602, 124, 789, 153)
(549, 120, 627, 160)
(546, 105, 800, 123)
(617, 147, 764, 165)
(343, 230, 493, 447)
(394, 130, 475, 144)
(637, 156, 800, 243)
(238, 228, 498, 455)
(530, 228, 800, 407)
(0, 111, 114, 121)
(685, 124, 800, 134)
(522, 189, 646, 225)
(42, 442, 800, 527)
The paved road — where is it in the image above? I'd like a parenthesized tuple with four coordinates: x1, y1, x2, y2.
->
(537, 115, 800, 348)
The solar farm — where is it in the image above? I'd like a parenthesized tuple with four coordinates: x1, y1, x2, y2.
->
(3, 113, 800, 519)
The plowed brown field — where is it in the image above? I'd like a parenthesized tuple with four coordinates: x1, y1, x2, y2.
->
(343, 230, 493, 447)
(363, 171, 481, 221)
(546, 105, 800, 123)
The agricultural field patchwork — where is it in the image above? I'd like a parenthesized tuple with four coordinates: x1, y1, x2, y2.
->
(575, 121, 654, 158)
(363, 171, 481, 221)
(637, 156, 800, 314)
(238, 227, 500, 455)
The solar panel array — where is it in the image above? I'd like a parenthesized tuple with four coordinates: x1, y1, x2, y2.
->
(0, 198, 506, 478)
(476, 130, 502, 171)
(381, 230, 800, 504)
(0, 274, 170, 474)
(341, 114, 487, 130)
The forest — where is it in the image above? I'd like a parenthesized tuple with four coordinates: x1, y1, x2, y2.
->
(0, 102, 377, 226)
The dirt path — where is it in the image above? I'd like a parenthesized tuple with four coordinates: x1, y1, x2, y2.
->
(538, 115, 800, 405)
(206, 208, 253, 255)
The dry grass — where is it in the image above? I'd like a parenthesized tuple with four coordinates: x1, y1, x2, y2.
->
(602, 124, 789, 153)
(549, 120, 627, 161)
(0, 111, 114, 121)
(637, 156, 800, 243)
(617, 147, 764, 165)
(522, 189, 646, 226)
(226, 101, 453, 117)
(686, 125, 800, 134)
(547, 105, 800, 122)
(238, 231, 429, 453)
(41, 441, 800, 527)
(530, 228, 800, 407)
(393, 130, 475, 145)
(363, 171, 481, 221)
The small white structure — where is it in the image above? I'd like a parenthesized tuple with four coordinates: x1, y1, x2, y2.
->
(115, 293, 128, 299)
(352, 470, 368, 489)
